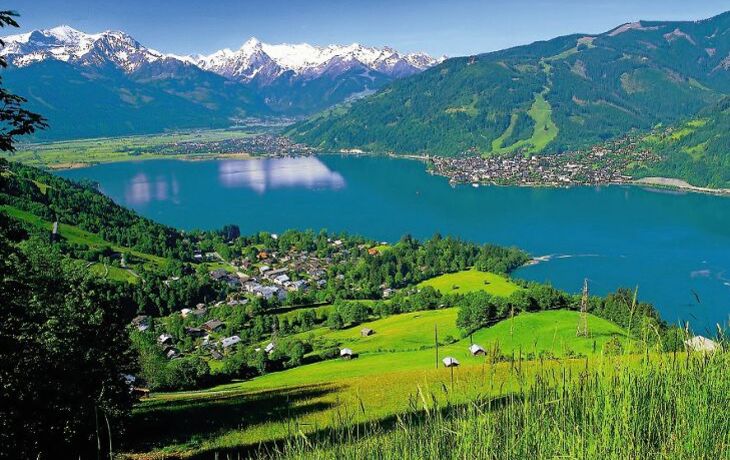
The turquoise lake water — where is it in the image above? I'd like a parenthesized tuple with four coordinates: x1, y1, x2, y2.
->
(58, 154, 730, 332)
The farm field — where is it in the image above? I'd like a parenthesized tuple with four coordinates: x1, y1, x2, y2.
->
(3, 129, 256, 169)
(417, 268, 521, 296)
(125, 309, 634, 458)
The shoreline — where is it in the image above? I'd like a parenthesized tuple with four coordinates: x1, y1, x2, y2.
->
(15, 149, 730, 198)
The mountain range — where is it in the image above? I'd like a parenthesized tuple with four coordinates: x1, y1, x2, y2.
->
(0, 26, 441, 140)
(290, 11, 730, 161)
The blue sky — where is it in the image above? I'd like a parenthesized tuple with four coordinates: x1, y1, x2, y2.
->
(8, 0, 730, 56)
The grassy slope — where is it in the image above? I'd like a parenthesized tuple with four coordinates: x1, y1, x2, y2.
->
(126, 309, 633, 457)
(1, 204, 166, 274)
(491, 89, 559, 155)
(417, 269, 521, 296)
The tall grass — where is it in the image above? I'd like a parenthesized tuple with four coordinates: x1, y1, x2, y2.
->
(268, 352, 729, 459)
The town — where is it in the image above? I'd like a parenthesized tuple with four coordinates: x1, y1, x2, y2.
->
(123, 134, 317, 158)
(427, 135, 661, 187)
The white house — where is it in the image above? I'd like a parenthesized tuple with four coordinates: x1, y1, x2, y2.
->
(221, 335, 241, 349)
(264, 342, 275, 354)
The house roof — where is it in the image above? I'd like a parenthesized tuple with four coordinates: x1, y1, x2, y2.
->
(442, 357, 460, 367)
(469, 344, 485, 354)
(340, 348, 353, 356)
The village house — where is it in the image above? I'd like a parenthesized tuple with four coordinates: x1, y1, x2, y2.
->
(202, 319, 225, 332)
(157, 333, 174, 345)
(361, 327, 374, 337)
(221, 335, 241, 349)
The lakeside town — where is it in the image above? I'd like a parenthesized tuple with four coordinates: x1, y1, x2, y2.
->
(123, 134, 317, 158)
(427, 135, 661, 187)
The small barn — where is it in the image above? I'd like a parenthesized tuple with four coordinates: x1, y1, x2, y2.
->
(340, 348, 354, 359)
(442, 357, 460, 368)
(361, 327, 374, 337)
(469, 344, 486, 356)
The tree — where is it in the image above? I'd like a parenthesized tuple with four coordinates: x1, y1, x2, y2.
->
(0, 11, 47, 152)
(0, 228, 135, 459)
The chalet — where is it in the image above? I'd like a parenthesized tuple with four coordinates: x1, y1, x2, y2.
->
(221, 335, 241, 349)
(264, 342, 276, 354)
(442, 357, 460, 367)
(361, 328, 374, 337)
(368, 248, 379, 256)
(684, 336, 721, 353)
(383, 288, 395, 298)
(158, 333, 174, 345)
(202, 319, 224, 332)
(180, 308, 192, 318)
(259, 265, 271, 274)
(469, 344, 486, 356)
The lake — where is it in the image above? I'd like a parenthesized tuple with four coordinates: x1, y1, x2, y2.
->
(58, 155, 730, 332)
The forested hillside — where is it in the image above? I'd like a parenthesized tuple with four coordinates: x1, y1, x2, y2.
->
(630, 97, 730, 188)
(290, 12, 730, 156)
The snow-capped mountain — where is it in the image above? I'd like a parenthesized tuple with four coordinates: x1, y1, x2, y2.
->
(191, 37, 444, 84)
(0, 25, 171, 73)
(1, 25, 442, 83)
(0, 25, 445, 139)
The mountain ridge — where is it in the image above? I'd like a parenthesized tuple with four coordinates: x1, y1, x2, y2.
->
(290, 11, 730, 157)
(0, 25, 442, 139)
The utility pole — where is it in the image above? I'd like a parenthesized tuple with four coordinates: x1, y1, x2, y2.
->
(435, 324, 439, 369)
(577, 278, 589, 337)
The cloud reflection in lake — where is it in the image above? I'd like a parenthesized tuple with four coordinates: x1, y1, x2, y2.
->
(218, 157, 346, 193)
(125, 172, 181, 205)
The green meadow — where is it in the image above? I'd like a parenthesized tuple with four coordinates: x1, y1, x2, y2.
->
(124, 308, 638, 458)
(3, 129, 255, 169)
(417, 269, 521, 296)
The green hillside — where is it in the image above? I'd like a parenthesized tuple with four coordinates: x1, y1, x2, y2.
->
(630, 97, 730, 187)
(127, 308, 637, 457)
(417, 269, 521, 296)
(290, 12, 730, 156)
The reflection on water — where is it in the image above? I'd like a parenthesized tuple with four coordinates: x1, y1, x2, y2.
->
(125, 173, 181, 205)
(123, 157, 345, 205)
(218, 157, 345, 193)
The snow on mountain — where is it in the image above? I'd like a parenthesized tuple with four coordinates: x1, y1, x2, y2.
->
(0, 25, 168, 72)
(193, 38, 444, 83)
(1, 25, 443, 85)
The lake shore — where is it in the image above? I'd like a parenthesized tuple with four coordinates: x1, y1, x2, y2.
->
(633, 177, 730, 196)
